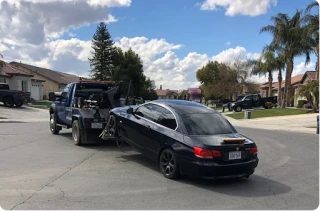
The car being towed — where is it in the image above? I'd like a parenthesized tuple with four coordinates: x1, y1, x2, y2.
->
(108, 100, 259, 180)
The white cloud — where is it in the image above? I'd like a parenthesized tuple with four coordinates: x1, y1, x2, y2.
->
(226, 41, 231, 45)
(199, 0, 277, 16)
(292, 61, 315, 76)
(1, 35, 263, 90)
(0, 0, 128, 45)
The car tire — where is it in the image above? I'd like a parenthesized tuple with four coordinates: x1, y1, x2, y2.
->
(72, 120, 82, 146)
(108, 115, 118, 137)
(4, 97, 14, 107)
(235, 106, 242, 112)
(159, 148, 181, 179)
(50, 113, 60, 134)
(15, 102, 23, 107)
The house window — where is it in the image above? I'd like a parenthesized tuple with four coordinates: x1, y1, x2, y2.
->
(0, 78, 6, 83)
(21, 81, 28, 92)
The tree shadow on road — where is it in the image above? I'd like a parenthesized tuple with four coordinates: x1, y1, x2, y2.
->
(120, 153, 292, 198)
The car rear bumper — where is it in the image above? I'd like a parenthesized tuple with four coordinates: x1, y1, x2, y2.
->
(177, 156, 259, 179)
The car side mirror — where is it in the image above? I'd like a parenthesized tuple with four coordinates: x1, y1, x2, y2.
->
(127, 107, 134, 114)
(61, 91, 68, 99)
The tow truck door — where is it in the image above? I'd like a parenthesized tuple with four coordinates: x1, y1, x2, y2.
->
(64, 83, 75, 126)
(55, 83, 74, 126)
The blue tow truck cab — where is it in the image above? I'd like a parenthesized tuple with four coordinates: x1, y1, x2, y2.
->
(49, 80, 127, 145)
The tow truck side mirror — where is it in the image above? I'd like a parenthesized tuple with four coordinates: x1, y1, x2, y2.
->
(127, 107, 134, 114)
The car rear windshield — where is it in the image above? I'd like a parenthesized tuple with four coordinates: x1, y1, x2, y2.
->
(181, 113, 234, 135)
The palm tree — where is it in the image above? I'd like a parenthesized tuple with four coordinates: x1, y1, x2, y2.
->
(303, 2, 319, 80)
(249, 51, 278, 97)
(274, 54, 286, 107)
(296, 80, 319, 112)
(260, 11, 312, 108)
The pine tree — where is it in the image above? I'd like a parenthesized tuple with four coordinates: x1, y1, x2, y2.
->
(88, 22, 114, 80)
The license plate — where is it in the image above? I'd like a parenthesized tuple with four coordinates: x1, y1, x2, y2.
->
(91, 122, 103, 129)
(229, 151, 241, 160)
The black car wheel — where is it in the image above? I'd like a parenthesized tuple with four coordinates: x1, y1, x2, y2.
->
(235, 106, 242, 112)
(159, 149, 181, 179)
(108, 115, 118, 137)
(50, 113, 60, 134)
(4, 97, 14, 107)
(72, 120, 82, 146)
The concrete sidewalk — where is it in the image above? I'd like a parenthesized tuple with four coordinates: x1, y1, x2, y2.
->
(224, 113, 319, 134)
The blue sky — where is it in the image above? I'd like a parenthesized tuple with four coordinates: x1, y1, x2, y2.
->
(67, 0, 316, 60)
(1, 0, 317, 90)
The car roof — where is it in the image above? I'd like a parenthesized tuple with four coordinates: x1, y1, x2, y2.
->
(152, 100, 218, 114)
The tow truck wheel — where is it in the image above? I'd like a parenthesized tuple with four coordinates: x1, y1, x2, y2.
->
(50, 114, 60, 134)
(72, 120, 82, 146)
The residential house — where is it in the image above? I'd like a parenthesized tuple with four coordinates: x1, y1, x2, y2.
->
(155, 86, 179, 100)
(259, 71, 316, 107)
(10, 62, 80, 100)
(0, 63, 45, 100)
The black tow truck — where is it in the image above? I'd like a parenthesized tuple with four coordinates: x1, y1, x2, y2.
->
(48, 79, 138, 145)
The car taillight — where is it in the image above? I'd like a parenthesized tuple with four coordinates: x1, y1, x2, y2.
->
(193, 147, 221, 159)
(249, 146, 258, 155)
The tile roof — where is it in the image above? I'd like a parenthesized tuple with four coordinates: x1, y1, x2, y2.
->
(10, 62, 70, 85)
(1, 63, 34, 77)
(260, 74, 304, 90)
(55, 71, 80, 83)
(155, 89, 179, 96)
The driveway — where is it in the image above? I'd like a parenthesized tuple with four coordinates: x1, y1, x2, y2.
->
(0, 123, 318, 210)
(224, 113, 318, 134)
(0, 104, 48, 122)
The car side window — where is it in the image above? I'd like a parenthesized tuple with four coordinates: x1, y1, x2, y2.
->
(135, 104, 160, 122)
(253, 95, 259, 101)
(245, 95, 253, 101)
(155, 106, 177, 130)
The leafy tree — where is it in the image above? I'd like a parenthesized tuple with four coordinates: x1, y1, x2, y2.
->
(88, 22, 114, 80)
(196, 61, 239, 99)
(260, 11, 313, 107)
(0, 54, 5, 71)
(111, 47, 156, 100)
(178, 90, 187, 100)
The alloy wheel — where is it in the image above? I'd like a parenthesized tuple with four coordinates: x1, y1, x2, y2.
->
(160, 151, 175, 177)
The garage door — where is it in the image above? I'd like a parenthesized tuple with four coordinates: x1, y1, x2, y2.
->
(31, 84, 41, 101)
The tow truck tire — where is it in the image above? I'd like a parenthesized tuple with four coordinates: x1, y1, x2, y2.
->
(4, 97, 14, 107)
(72, 120, 82, 146)
(235, 106, 242, 112)
(50, 113, 61, 134)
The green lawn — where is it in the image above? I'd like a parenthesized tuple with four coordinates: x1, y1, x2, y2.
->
(226, 108, 311, 120)
(32, 101, 52, 108)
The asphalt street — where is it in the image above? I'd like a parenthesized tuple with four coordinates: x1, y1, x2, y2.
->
(0, 122, 318, 210)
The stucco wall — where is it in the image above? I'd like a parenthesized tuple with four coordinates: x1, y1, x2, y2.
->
(9, 76, 31, 92)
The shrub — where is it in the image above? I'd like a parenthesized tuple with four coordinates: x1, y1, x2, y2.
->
(265, 101, 273, 109)
(297, 100, 308, 108)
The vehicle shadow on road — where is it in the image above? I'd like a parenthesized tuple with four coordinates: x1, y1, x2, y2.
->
(59, 132, 134, 152)
(120, 153, 292, 198)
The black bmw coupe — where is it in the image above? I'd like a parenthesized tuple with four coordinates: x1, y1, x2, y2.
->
(107, 100, 259, 180)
